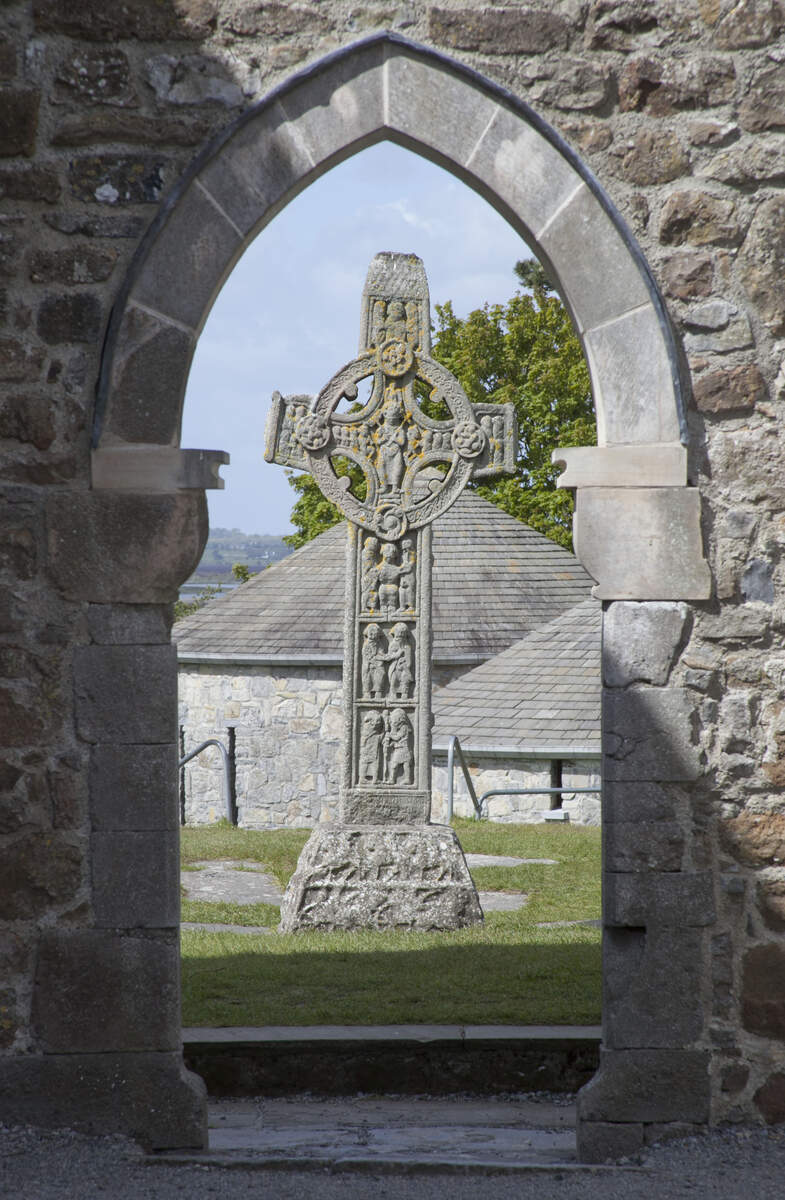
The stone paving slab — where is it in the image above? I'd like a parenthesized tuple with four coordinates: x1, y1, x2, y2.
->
(182, 922, 274, 934)
(537, 919, 602, 929)
(465, 854, 558, 867)
(479, 891, 527, 911)
(149, 1096, 615, 1173)
(181, 861, 283, 905)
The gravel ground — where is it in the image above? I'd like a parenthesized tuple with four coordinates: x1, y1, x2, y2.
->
(2, 1120, 785, 1199)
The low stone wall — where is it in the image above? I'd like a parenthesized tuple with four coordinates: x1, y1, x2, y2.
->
(431, 755, 601, 824)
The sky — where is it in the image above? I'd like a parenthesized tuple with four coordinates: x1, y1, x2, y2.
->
(181, 141, 530, 536)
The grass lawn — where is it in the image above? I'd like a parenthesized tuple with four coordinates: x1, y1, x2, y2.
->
(180, 820, 602, 1027)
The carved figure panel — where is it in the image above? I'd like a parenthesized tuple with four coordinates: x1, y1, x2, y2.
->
(387, 622, 414, 701)
(356, 705, 415, 788)
(358, 711, 384, 785)
(361, 622, 388, 700)
(361, 535, 380, 611)
(359, 620, 416, 701)
(360, 532, 416, 614)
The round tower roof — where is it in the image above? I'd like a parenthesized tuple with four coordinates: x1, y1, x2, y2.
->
(175, 490, 594, 665)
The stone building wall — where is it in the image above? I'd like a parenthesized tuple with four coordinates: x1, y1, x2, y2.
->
(178, 659, 481, 825)
(179, 663, 343, 826)
(178, 663, 600, 827)
(2, 0, 785, 1157)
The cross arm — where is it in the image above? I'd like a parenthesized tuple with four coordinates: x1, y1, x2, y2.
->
(467, 402, 518, 482)
(264, 390, 314, 471)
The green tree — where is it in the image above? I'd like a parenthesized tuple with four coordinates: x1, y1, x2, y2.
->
(431, 260, 595, 548)
(283, 458, 365, 549)
(284, 262, 595, 550)
(231, 562, 256, 583)
(173, 582, 221, 622)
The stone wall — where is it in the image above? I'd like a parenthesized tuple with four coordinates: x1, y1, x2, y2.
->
(179, 663, 343, 826)
(178, 660, 478, 825)
(178, 663, 600, 827)
(431, 754, 601, 823)
(2, 0, 785, 1158)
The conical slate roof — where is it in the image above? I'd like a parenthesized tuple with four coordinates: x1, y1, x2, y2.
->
(432, 598, 601, 754)
(175, 490, 593, 664)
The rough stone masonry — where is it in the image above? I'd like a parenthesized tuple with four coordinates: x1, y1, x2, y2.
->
(266, 250, 515, 930)
(1, 0, 785, 1164)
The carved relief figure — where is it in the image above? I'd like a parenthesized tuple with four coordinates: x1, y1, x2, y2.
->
(277, 404, 293, 459)
(398, 538, 416, 611)
(405, 301, 419, 349)
(357, 422, 374, 463)
(358, 710, 384, 784)
(361, 623, 387, 699)
(371, 299, 385, 348)
(375, 393, 407, 494)
(493, 415, 505, 460)
(387, 622, 414, 699)
(384, 299, 408, 343)
(361, 536, 379, 611)
(378, 542, 402, 610)
(406, 424, 421, 461)
(385, 708, 413, 785)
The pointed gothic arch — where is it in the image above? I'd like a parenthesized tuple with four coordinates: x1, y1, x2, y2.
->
(94, 32, 708, 600)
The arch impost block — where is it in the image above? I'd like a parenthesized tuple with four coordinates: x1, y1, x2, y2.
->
(91, 446, 228, 492)
(553, 444, 687, 489)
(573, 486, 711, 601)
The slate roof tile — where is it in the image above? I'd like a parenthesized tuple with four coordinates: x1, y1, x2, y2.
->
(432, 598, 601, 753)
(176, 490, 593, 662)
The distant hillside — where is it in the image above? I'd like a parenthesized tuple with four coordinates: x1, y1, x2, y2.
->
(189, 527, 293, 582)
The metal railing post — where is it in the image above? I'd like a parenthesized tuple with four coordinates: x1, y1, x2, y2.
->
(445, 735, 482, 820)
(178, 738, 235, 825)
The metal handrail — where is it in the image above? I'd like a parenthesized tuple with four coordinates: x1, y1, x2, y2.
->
(445, 734, 601, 821)
(445, 735, 482, 820)
(179, 739, 234, 824)
(477, 785, 602, 819)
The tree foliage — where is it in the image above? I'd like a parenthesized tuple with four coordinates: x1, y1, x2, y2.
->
(231, 562, 256, 583)
(431, 260, 595, 548)
(284, 459, 361, 549)
(173, 582, 221, 622)
(284, 261, 595, 550)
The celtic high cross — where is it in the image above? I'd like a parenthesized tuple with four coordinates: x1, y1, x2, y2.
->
(266, 253, 516, 930)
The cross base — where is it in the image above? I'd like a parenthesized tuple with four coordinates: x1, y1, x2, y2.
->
(278, 825, 483, 932)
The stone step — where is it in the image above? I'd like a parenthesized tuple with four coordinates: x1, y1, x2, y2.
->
(150, 1096, 644, 1174)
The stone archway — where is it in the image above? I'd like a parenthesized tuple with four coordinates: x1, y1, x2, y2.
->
(91, 33, 711, 1158)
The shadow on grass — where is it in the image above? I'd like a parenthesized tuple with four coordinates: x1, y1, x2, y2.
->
(182, 933, 602, 1027)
